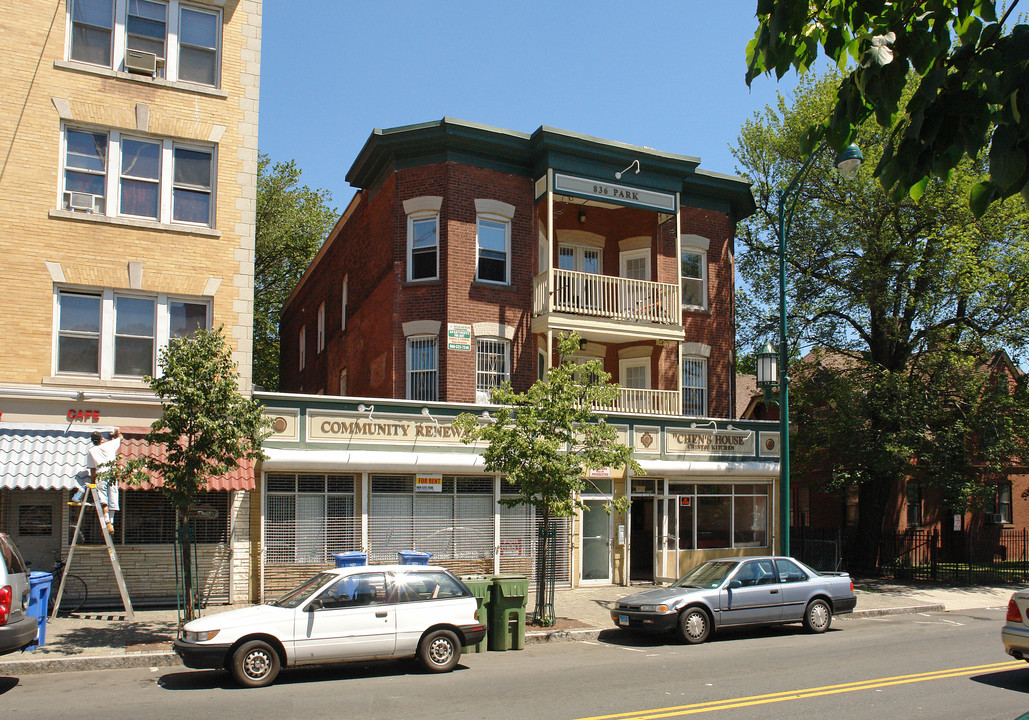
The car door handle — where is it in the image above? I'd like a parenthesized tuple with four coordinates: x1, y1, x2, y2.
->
(376, 611, 388, 618)
(769, 589, 779, 594)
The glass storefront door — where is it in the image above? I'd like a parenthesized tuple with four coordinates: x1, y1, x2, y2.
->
(581, 498, 612, 584)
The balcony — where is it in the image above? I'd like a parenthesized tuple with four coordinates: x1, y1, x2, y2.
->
(602, 387, 681, 416)
(534, 269, 681, 326)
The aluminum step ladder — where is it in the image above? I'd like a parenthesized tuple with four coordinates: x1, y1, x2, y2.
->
(50, 483, 134, 621)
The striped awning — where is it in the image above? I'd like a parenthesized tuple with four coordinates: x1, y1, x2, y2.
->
(0, 424, 254, 491)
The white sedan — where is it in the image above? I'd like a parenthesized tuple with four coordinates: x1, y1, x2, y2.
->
(1002, 588, 1029, 663)
(173, 565, 485, 687)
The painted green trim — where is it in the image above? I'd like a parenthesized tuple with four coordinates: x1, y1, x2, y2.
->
(345, 118, 754, 220)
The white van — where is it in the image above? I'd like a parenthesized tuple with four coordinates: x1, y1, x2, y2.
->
(0, 533, 37, 655)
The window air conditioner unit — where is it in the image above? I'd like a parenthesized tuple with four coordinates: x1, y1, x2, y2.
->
(125, 48, 157, 76)
(65, 191, 101, 213)
(986, 512, 1005, 524)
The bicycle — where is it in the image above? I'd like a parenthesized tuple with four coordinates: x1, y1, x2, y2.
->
(48, 558, 88, 616)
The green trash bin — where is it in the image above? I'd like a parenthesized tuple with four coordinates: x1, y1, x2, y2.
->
(459, 576, 491, 653)
(487, 575, 528, 651)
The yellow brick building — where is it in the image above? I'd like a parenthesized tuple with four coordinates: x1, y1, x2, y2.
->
(0, 0, 262, 607)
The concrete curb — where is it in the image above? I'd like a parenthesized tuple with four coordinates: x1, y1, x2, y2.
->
(847, 604, 945, 618)
(0, 603, 960, 674)
(0, 651, 181, 676)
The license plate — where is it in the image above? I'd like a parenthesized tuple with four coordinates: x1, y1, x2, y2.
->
(618, 614, 629, 624)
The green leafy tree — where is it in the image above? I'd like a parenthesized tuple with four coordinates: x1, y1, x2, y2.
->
(111, 328, 269, 621)
(733, 71, 1029, 568)
(454, 333, 640, 626)
(254, 155, 336, 390)
(746, 0, 1029, 215)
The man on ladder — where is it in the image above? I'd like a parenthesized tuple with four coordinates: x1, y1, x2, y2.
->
(70, 428, 121, 535)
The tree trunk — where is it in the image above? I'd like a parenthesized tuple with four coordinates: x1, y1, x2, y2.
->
(179, 514, 196, 623)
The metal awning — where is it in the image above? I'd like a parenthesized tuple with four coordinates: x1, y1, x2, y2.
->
(261, 447, 487, 474)
(0, 424, 254, 491)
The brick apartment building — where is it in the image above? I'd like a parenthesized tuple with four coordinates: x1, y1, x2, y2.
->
(257, 119, 781, 592)
(0, 0, 262, 606)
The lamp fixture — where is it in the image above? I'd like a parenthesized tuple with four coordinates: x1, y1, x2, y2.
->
(357, 404, 374, 421)
(420, 406, 439, 428)
(578, 206, 587, 224)
(834, 144, 863, 180)
(615, 159, 640, 180)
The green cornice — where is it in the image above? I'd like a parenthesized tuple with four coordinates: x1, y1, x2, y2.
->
(345, 117, 754, 220)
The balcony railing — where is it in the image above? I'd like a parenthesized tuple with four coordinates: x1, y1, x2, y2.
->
(600, 387, 682, 416)
(534, 269, 681, 325)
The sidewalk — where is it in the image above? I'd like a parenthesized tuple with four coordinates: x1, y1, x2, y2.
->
(0, 580, 1014, 675)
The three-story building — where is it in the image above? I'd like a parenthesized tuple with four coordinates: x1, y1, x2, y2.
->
(262, 119, 779, 594)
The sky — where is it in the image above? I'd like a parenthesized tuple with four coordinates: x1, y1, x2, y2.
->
(257, 1, 801, 210)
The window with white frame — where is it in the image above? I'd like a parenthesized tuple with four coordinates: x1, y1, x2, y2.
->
(619, 358, 650, 389)
(993, 482, 1012, 524)
(476, 338, 510, 403)
(316, 302, 325, 353)
(681, 249, 707, 309)
(682, 356, 707, 416)
(407, 336, 438, 401)
(408, 215, 438, 281)
(62, 126, 215, 227)
(298, 325, 306, 371)
(265, 473, 357, 564)
(56, 289, 208, 378)
(476, 216, 510, 284)
(341, 274, 348, 330)
(69, 0, 221, 87)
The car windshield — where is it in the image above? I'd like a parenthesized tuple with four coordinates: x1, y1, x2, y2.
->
(671, 560, 739, 589)
(269, 572, 337, 608)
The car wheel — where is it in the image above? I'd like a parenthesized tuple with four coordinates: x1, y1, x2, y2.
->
(231, 640, 281, 688)
(418, 629, 461, 672)
(803, 599, 832, 633)
(678, 607, 711, 644)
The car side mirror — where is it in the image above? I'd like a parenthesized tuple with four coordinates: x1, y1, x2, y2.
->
(727, 580, 742, 589)
(306, 598, 323, 611)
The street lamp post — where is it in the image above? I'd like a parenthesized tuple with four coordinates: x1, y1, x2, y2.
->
(775, 143, 862, 556)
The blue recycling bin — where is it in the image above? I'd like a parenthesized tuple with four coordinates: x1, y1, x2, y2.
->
(397, 550, 432, 565)
(333, 551, 367, 568)
(26, 571, 53, 649)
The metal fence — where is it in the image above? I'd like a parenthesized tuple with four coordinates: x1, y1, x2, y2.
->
(791, 525, 1029, 585)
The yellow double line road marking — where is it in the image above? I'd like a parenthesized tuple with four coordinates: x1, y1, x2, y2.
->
(573, 661, 1025, 719)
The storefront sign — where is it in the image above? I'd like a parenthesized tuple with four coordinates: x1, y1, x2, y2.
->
(67, 409, 101, 422)
(415, 474, 443, 493)
(553, 173, 677, 213)
(680, 496, 691, 507)
(447, 323, 472, 351)
(588, 467, 611, 479)
(665, 427, 755, 457)
(309, 412, 473, 446)
(499, 538, 523, 557)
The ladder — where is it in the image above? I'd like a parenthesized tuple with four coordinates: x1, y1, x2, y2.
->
(50, 483, 134, 621)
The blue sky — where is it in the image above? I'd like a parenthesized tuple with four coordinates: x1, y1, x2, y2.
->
(258, 1, 800, 208)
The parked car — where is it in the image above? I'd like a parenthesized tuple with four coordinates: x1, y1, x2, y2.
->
(612, 556, 857, 643)
(1002, 588, 1029, 662)
(0, 532, 37, 655)
(173, 565, 486, 687)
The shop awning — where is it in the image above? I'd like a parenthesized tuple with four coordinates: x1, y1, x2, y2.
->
(261, 448, 778, 479)
(261, 447, 487, 474)
(636, 458, 780, 478)
(0, 424, 254, 491)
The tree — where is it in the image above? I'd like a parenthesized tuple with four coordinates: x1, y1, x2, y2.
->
(254, 155, 337, 390)
(746, 0, 1029, 216)
(733, 71, 1029, 568)
(112, 328, 269, 621)
(453, 334, 640, 626)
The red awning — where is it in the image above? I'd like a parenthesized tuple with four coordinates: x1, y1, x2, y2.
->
(117, 432, 255, 491)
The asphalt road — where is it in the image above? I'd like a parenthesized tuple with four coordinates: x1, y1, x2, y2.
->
(3, 609, 1028, 720)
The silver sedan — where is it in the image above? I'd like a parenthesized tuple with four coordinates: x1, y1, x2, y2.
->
(612, 556, 857, 643)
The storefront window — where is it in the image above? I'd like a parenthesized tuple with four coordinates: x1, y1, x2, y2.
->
(673, 483, 770, 551)
(266, 473, 356, 564)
